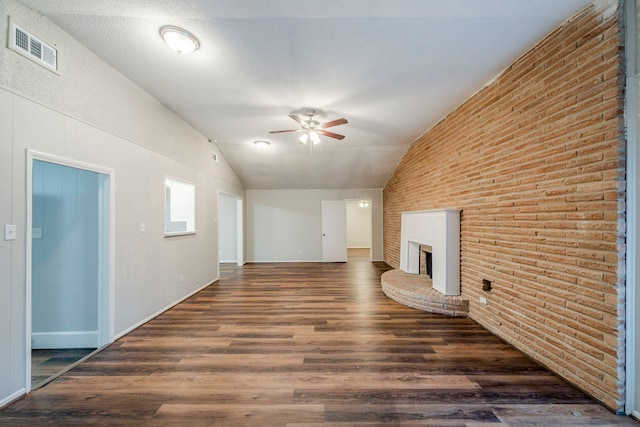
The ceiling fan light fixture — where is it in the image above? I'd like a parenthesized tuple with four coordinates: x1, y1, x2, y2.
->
(160, 25, 200, 54)
(271, 109, 347, 149)
(309, 131, 321, 145)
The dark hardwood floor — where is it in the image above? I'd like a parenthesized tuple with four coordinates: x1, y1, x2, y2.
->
(31, 348, 96, 388)
(1, 255, 636, 426)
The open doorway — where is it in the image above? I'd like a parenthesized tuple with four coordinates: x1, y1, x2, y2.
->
(26, 151, 113, 391)
(218, 192, 243, 270)
(346, 200, 372, 261)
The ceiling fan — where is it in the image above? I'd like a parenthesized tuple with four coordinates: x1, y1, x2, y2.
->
(269, 109, 348, 144)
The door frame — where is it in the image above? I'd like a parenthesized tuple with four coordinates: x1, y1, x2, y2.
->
(217, 191, 244, 267)
(626, 0, 638, 417)
(346, 199, 373, 261)
(25, 149, 115, 392)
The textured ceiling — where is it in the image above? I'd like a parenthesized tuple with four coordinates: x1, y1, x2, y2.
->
(17, 0, 593, 189)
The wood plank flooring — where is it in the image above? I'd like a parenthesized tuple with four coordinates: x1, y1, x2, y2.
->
(1, 257, 637, 426)
(31, 348, 96, 388)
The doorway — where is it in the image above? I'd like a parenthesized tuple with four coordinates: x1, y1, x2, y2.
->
(218, 192, 243, 268)
(346, 200, 372, 261)
(26, 151, 113, 391)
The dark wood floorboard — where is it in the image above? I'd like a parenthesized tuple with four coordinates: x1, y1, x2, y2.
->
(31, 348, 96, 388)
(0, 258, 636, 426)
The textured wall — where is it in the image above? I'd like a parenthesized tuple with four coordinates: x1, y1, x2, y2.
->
(0, 0, 245, 406)
(383, 0, 625, 410)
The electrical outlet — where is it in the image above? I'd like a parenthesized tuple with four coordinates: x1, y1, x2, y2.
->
(479, 296, 487, 305)
(179, 274, 184, 283)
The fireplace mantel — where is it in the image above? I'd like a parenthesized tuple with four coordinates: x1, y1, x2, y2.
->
(400, 209, 461, 296)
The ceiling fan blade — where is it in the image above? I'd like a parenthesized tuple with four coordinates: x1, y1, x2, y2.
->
(317, 130, 345, 140)
(321, 118, 348, 129)
(269, 129, 303, 134)
(288, 114, 307, 127)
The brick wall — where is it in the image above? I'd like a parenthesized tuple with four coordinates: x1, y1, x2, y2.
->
(383, 0, 626, 411)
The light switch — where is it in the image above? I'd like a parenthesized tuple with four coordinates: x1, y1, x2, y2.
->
(140, 223, 146, 233)
(4, 224, 17, 241)
(32, 228, 43, 239)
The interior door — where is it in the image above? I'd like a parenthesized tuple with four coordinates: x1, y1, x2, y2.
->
(321, 200, 347, 262)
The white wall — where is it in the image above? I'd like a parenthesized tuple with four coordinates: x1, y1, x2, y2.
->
(0, 0, 245, 406)
(219, 193, 238, 262)
(247, 189, 383, 262)
(346, 201, 372, 248)
(0, 74, 15, 405)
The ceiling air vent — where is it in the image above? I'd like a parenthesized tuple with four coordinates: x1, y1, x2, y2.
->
(8, 18, 58, 73)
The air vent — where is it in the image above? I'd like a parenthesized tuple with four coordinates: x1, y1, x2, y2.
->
(8, 18, 58, 73)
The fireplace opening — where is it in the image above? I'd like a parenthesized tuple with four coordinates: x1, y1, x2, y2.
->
(419, 245, 432, 279)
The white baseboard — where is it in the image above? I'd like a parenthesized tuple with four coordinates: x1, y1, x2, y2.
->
(32, 331, 98, 349)
(114, 279, 217, 340)
(0, 388, 26, 409)
(248, 259, 323, 263)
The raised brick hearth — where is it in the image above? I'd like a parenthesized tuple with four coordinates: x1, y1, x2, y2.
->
(381, 269, 469, 317)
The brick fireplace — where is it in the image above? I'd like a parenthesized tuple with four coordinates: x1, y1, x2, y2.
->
(380, 209, 467, 317)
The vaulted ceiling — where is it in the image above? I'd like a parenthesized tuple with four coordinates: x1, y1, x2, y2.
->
(17, 0, 593, 189)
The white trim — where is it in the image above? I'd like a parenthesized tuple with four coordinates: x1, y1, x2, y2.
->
(114, 279, 216, 340)
(25, 149, 115, 392)
(249, 259, 323, 263)
(626, 0, 638, 416)
(31, 331, 98, 349)
(236, 197, 244, 266)
(0, 388, 26, 409)
(27, 150, 114, 175)
(25, 151, 33, 392)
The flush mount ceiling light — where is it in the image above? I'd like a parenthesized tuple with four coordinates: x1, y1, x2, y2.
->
(159, 25, 200, 54)
(254, 140, 271, 150)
